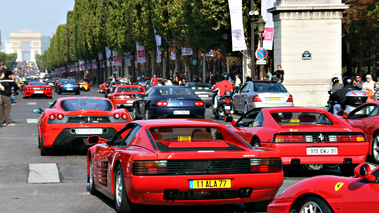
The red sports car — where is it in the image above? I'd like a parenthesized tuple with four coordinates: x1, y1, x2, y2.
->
(98, 82, 110, 93)
(337, 101, 379, 164)
(108, 85, 146, 109)
(23, 82, 53, 98)
(33, 97, 132, 155)
(267, 163, 379, 213)
(225, 107, 369, 176)
(87, 119, 283, 212)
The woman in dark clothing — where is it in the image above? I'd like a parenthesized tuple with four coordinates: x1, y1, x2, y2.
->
(0, 71, 19, 126)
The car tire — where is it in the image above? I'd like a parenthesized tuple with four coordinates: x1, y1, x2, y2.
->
(89, 158, 97, 195)
(114, 165, 136, 213)
(57, 89, 61, 94)
(251, 138, 261, 148)
(243, 103, 249, 114)
(132, 106, 139, 120)
(339, 164, 358, 176)
(40, 137, 52, 156)
(372, 133, 379, 164)
(296, 197, 332, 213)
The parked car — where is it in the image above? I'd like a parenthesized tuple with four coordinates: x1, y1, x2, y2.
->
(225, 107, 368, 176)
(185, 82, 214, 108)
(33, 97, 132, 155)
(87, 119, 284, 212)
(23, 82, 53, 99)
(108, 85, 146, 109)
(337, 101, 379, 163)
(56, 79, 80, 95)
(132, 86, 205, 120)
(233, 81, 293, 114)
(98, 82, 110, 93)
(267, 163, 379, 213)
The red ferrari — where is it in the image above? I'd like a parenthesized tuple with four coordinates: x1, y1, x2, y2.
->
(33, 97, 132, 155)
(337, 101, 379, 164)
(98, 82, 110, 93)
(87, 119, 284, 212)
(225, 107, 368, 176)
(108, 85, 145, 109)
(267, 163, 379, 213)
(23, 82, 53, 98)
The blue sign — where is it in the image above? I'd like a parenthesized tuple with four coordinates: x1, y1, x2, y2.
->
(255, 48, 268, 60)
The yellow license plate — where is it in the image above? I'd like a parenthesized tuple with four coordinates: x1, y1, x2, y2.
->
(189, 179, 231, 189)
(268, 98, 281, 101)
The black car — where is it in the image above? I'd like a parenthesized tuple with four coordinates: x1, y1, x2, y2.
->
(55, 79, 66, 92)
(132, 85, 205, 120)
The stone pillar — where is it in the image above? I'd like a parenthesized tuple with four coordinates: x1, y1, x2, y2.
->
(268, 0, 348, 107)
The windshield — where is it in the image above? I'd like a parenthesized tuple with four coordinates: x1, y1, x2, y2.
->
(270, 112, 333, 125)
(118, 87, 144, 93)
(158, 87, 195, 96)
(254, 83, 287, 92)
(60, 99, 113, 111)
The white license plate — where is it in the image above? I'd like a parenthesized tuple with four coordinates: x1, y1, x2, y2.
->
(198, 95, 208, 98)
(67, 88, 73, 91)
(224, 106, 231, 110)
(306, 147, 338, 155)
(127, 100, 134, 104)
(75, 128, 103, 134)
(173, 110, 190, 115)
(34, 91, 43, 94)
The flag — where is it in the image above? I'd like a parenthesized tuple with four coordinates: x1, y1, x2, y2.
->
(228, 0, 247, 51)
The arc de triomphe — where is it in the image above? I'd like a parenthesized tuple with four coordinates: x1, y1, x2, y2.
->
(10, 30, 41, 62)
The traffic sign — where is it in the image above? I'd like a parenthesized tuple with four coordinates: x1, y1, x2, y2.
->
(255, 48, 268, 60)
(113, 67, 118, 73)
(256, 59, 266, 65)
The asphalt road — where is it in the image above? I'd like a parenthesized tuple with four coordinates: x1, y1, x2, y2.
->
(0, 89, 376, 213)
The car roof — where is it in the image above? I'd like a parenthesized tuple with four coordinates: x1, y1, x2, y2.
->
(132, 119, 223, 128)
(56, 96, 110, 101)
(261, 107, 328, 113)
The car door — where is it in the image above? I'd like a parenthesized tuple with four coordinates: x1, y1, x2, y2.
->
(345, 104, 378, 142)
(341, 169, 379, 212)
(137, 87, 154, 116)
(241, 83, 251, 111)
(234, 84, 246, 110)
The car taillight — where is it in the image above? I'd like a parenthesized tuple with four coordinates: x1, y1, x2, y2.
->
(114, 113, 120, 119)
(225, 99, 231, 104)
(195, 101, 204, 107)
(157, 101, 167, 106)
(49, 114, 56, 120)
(250, 158, 282, 173)
(337, 134, 366, 142)
(132, 160, 167, 175)
(114, 95, 125, 99)
(60, 85, 64, 87)
(287, 94, 293, 102)
(47, 87, 52, 90)
(26, 87, 31, 90)
(274, 135, 306, 143)
(253, 95, 262, 102)
(75, 85, 79, 87)
(57, 113, 64, 120)
(121, 113, 128, 120)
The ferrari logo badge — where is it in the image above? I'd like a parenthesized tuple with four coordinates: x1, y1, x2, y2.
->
(335, 182, 344, 191)
(318, 134, 324, 142)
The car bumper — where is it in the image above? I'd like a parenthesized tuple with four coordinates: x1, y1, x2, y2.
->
(128, 173, 283, 205)
(60, 87, 79, 92)
(263, 142, 369, 165)
(248, 102, 294, 109)
(24, 90, 52, 97)
(113, 99, 135, 108)
(147, 106, 205, 119)
(41, 124, 123, 151)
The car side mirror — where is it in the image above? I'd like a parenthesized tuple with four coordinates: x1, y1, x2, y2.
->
(33, 108, 43, 114)
(224, 116, 237, 126)
(354, 163, 376, 181)
(87, 135, 108, 145)
(336, 110, 347, 118)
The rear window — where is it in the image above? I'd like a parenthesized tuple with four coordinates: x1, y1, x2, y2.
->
(29, 82, 47, 86)
(190, 83, 212, 91)
(254, 83, 287, 92)
(270, 112, 333, 125)
(119, 87, 144, 93)
(150, 127, 223, 142)
(61, 80, 76, 84)
(158, 87, 195, 96)
(60, 99, 113, 111)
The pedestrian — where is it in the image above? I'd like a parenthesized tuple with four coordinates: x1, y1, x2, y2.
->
(173, 76, 179, 85)
(181, 78, 187, 85)
(266, 70, 272, 81)
(0, 71, 19, 126)
(234, 74, 241, 91)
(353, 75, 363, 90)
(363, 74, 375, 102)
(152, 74, 158, 86)
(274, 65, 284, 82)
(208, 72, 215, 86)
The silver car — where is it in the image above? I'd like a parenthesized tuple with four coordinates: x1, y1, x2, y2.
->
(233, 81, 294, 113)
(185, 82, 213, 108)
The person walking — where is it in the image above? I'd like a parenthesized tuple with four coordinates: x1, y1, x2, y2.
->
(274, 65, 284, 82)
(363, 74, 375, 102)
(152, 74, 159, 86)
(0, 71, 19, 126)
(234, 74, 241, 91)
(353, 75, 363, 90)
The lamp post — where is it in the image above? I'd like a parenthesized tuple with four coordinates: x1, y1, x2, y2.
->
(160, 45, 165, 78)
(257, 16, 266, 80)
(222, 32, 228, 75)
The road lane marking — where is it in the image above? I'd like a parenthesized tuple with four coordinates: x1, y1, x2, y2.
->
(28, 163, 60, 183)
(26, 119, 38, 124)
(26, 102, 37, 105)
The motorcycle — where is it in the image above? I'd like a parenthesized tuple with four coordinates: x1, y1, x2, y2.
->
(212, 90, 234, 119)
(327, 90, 368, 115)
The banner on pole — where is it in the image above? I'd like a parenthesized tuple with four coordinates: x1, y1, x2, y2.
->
(136, 42, 146, 64)
(261, 0, 275, 50)
(228, 0, 247, 51)
(155, 34, 162, 63)
(181, 45, 193, 56)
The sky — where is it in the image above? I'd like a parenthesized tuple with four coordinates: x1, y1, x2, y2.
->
(0, 0, 75, 40)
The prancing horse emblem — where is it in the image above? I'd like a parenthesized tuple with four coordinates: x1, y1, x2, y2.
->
(318, 134, 324, 142)
(206, 160, 213, 173)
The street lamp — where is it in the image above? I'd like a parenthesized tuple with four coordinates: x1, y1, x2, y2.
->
(160, 45, 165, 78)
(257, 16, 266, 80)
